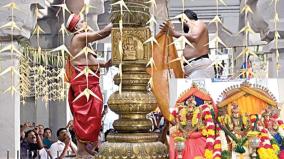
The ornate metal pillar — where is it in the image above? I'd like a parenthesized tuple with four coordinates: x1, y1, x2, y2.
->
(97, 0, 168, 158)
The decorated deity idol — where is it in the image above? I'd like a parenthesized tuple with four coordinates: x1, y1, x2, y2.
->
(170, 84, 221, 159)
(262, 108, 275, 132)
(261, 106, 284, 158)
(171, 102, 221, 159)
(222, 103, 250, 159)
(225, 103, 249, 137)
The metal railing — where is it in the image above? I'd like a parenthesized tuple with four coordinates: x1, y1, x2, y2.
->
(4, 150, 76, 159)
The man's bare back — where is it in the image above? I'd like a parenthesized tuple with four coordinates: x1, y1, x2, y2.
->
(69, 23, 112, 66)
(65, 14, 113, 157)
(160, 9, 214, 78)
(161, 20, 209, 60)
(69, 35, 99, 66)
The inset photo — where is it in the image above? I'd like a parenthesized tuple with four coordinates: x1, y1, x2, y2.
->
(169, 79, 284, 159)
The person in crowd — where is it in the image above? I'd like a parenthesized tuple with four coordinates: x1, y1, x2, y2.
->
(214, 60, 225, 78)
(20, 129, 44, 159)
(102, 105, 109, 118)
(20, 122, 35, 142)
(20, 124, 25, 142)
(66, 120, 77, 145)
(100, 105, 109, 142)
(43, 128, 53, 149)
(38, 124, 45, 139)
(240, 54, 253, 79)
(48, 128, 77, 159)
(104, 129, 116, 142)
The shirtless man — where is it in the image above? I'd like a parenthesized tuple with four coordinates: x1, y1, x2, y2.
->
(65, 13, 112, 157)
(160, 9, 214, 78)
(67, 14, 112, 66)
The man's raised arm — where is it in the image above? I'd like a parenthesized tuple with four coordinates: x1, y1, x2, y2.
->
(75, 23, 113, 43)
(160, 21, 204, 43)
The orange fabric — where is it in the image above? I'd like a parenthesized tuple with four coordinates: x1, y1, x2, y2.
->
(177, 87, 213, 103)
(226, 95, 268, 115)
(146, 31, 184, 122)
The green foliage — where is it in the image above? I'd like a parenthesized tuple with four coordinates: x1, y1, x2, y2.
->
(221, 150, 231, 159)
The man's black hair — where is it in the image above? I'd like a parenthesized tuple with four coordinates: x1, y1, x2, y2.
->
(184, 9, 198, 21)
(180, 9, 198, 33)
(44, 128, 52, 133)
(56, 128, 67, 137)
(25, 129, 34, 138)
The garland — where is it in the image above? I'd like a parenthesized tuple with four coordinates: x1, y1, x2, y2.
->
(219, 129, 229, 151)
(200, 104, 221, 159)
(278, 125, 284, 138)
(172, 104, 221, 159)
(257, 128, 278, 159)
(276, 118, 284, 158)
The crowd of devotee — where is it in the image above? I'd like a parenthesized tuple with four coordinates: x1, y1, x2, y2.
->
(20, 121, 78, 158)
(19, 108, 165, 159)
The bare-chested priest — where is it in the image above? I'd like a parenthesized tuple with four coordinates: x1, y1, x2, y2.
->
(160, 9, 214, 78)
(65, 13, 112, 157)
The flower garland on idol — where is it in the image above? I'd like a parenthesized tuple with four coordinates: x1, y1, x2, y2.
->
(248, 114, 279, 159)
(272, 113, 284, 158)
(257, 127, 279, 159)
(172, 103, 221, 159)
(200, 104, 221, 159)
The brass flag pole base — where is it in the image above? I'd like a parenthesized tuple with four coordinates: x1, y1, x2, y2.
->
(97, 26, 168, 158)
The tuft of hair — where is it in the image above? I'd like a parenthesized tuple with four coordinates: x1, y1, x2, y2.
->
(44, 128, 52, 133)
(56, 128, 67, 137)
(184, 9, 198, 21)
(25, 129, 34, 138)
(38, 124, 44, 128)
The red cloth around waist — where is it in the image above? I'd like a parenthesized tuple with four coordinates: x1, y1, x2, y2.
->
(66, 62, 103, 143)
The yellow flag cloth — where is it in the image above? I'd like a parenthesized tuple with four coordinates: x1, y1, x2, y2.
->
(146, 31, 184, 122)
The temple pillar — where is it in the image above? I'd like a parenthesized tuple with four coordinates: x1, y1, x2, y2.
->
(21, 98, 36, 123)
(35, 99, 49, 127)
(0, 0, 45, 156)
(49, 100, 69, 139)
(28, 0, 71, 130)
(20, 99, 50, 127)
(0, 41, 21, 158)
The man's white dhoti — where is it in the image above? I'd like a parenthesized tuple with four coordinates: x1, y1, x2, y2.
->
(184, 58, 214, 78)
